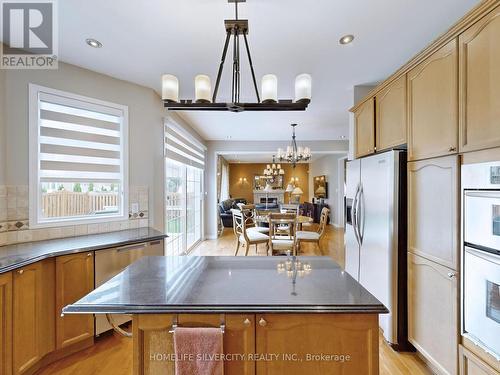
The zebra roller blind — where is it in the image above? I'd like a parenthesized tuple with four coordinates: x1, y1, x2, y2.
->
(38, 92, 125, 182)
(165, 121, 205, 170)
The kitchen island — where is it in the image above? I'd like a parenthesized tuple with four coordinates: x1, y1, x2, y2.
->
(63, 256, 387, 375)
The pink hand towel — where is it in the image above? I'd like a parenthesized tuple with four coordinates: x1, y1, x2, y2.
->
(173, 327, 224, 375)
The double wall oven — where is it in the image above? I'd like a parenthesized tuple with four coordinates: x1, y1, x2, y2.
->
(462, 161, 500, 360)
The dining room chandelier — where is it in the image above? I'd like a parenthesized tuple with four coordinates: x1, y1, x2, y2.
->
(263, 156, 285, 178)
(161, 0, 311, 112)
(277, 124, 312, 167)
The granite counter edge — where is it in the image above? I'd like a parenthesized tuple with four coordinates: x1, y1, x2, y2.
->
(0, 230, 167, 274)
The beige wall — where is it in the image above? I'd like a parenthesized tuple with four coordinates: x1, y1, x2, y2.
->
(229, 163, 309, 204)
(2, 62, 165, 231)
(308, 154, 347, 226)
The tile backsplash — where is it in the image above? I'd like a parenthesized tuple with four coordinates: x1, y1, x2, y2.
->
(0, 185, 149, 246)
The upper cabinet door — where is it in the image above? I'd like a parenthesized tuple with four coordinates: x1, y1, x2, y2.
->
(376, 75, 407, 152)
(459, 5, 500, 153)
(408, 39, 458, 161)
(355, 98, 375, 158)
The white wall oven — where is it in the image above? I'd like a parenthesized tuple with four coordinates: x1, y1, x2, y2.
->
(462, 161, 500, 360)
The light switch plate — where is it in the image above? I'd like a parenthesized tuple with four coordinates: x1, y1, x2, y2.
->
(131, 203, 139, 214)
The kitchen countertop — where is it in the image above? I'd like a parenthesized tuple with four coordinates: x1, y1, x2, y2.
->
(0, 228, 167, 274)
(63, 256, 388, 314)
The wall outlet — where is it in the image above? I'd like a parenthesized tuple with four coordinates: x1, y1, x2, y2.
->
(131, 203, 139, 214)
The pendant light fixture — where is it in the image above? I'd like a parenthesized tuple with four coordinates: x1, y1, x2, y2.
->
(161, 0, 311, 112)
(277, 124, 312, 168)
(263, 155, 285, 178)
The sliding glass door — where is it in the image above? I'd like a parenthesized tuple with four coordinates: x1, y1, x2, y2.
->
(165, 158, 203, 255)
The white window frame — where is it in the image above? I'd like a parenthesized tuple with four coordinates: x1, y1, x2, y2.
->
(29, 84, 129, 228)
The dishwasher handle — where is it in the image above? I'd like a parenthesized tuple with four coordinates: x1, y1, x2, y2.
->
(115, 240, 162, 252)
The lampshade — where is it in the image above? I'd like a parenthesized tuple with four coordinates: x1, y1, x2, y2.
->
(195, 75, 212, 103)
(286, 184, 294, 193)
(292, 187, 303, 195)
(161, 74, 179, 102)
(315, 186, 326, 195)
(295, 73, 312, 103)
(262, 74, 278, 103)
(264, 183, 273, 192)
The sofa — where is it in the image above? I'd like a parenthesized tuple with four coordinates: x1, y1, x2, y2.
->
(218, 198, 247, 228)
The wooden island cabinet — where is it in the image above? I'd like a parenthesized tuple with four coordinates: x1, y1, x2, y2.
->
(133, 313, 380, 375)
(65, 256, 387, 375)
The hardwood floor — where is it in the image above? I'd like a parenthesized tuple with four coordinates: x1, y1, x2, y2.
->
(191, 224, 346, 268)
(37, 224, 431, 375)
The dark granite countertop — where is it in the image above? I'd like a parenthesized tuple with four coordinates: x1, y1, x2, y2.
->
(63, 256, 388, 314)
(0, 228, 167, 274)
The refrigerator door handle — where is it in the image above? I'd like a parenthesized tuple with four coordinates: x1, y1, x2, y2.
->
(352, 184, 361, 246)
(357, 185, 365, 245)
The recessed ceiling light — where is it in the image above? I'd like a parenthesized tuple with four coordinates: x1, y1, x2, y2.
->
(340, 135, 346, 139)
(339, 34, 355, 45)
(86, 38, 102, 48)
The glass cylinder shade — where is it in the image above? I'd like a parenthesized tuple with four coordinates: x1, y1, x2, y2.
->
(162, 74, 179, 102)
(195, 75, 212, 103)
(262, 74, 278, 103)
(295, 73, 312, 103)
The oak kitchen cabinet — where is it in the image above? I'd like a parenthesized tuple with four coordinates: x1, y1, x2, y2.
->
(376, 75, 407, 152)
(0, 272, 12, 375)
(408, 155, 460, 270)
(459, 345, 500, 375)
(255, 314, 379, 375)
(459, 5, 500, 153)
(132, 314, 256, 375)
(408, 252, 458, 375)
(407, 38, 458, 161)
(56, 252, 95, 350)
(13, 259, 55, 375)
(355, 98, 376, 158)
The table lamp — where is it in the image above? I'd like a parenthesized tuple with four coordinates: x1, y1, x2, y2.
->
(291, 187, 303, 204)
(264, 183, 273, 209)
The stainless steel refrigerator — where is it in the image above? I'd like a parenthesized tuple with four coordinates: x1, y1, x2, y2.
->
(345, 150, 411, 350)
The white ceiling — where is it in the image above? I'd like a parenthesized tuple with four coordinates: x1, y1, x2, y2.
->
(57, 0, 479, 141)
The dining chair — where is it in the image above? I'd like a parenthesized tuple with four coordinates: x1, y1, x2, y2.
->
(233, 210, 270, 256)
(279, 203, 300, 215)
(240, 204, 269, 234)
(268, 213, 298, 256)
(296, 208, 330, 254)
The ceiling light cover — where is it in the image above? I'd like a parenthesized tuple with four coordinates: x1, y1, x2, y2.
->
(339, 34, 355, 45)
(86, 38, 102, 48)
(195, 75, 212, 103)
(295, 74, 312, 103)
(162, 74, 179, 102)
(262, 74, 278, 103)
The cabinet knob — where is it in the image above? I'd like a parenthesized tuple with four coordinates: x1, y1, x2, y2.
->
(448, 147, 457, 152)
(87, 253, 92, 257)
(17, 269, 24, 275)
(243, 318, 251, 326)
(447, 272, 457, 279)
(259, 318, 267, 327)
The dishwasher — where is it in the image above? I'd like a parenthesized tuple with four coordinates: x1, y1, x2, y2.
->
(94, 239, 164, 335)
